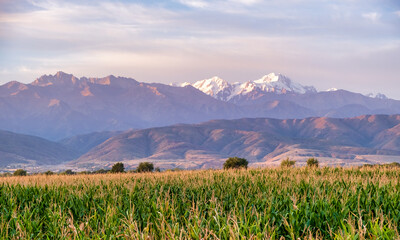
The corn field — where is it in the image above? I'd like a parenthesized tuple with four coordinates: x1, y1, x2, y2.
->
(0, 167, 400, 239)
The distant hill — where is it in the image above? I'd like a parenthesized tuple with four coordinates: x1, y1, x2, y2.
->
(1, 72, 400, 140)
(0, 130, 79, 168)
(59, 130, 123, 155)
(73, 115, 400, 169)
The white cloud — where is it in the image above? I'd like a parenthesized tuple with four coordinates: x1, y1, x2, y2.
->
(1, 0, 399, 98)
(395, 11, 400, 17)
(362, 12, 381, 22)
(229, 0, 261, 6)
(178, 0, 208, 8)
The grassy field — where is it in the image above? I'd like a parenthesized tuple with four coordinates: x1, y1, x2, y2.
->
(1, 167, 400, 239)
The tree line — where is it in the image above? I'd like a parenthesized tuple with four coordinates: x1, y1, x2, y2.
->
(8, 157, 400, 176)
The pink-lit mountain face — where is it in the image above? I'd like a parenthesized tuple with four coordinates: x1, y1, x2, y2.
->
(73, 114, 400, 169)
(1, 71, 400, 140)
(3, 114, 400, 170)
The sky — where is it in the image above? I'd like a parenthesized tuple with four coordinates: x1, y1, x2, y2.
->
(0, 0, 400, 98)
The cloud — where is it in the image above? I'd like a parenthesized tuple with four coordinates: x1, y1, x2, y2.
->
(178, 0, 208, 8)
(395, 11, 400, 17)
(0, 0, 399, 98)
(229, 0, 261, 6)
(362, 12, 381, 22)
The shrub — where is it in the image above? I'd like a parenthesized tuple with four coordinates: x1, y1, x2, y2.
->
(94, 169, 109, 174)
(110, 162, 125, 173)
(13, 169, 27, 176)
(44, 171, 54, 176)
(137, 162, 154, 173)
(281, 158, 296, 168)
(307, 158, 319, 168)
(223, 157, 248, 170)
(62, 170, 75, 175)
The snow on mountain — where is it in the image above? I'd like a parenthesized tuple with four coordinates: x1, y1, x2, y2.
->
(190, 76, 235, 101)
(366, 93, 389, 100)
(326, 88, 339, 92)
(252, 73, 316, 94)
(180, 73, 317, 101)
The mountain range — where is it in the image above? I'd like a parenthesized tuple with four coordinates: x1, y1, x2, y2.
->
(1, 71, 400, 140)
(1, 114, 400, 171)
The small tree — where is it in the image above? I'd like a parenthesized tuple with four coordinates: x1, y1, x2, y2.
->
(223, 157, 248, 170)
(110, 162, 125, 173)
(137, 162, 154, 173)
(281, 158, 296, 168)
(307, 158, 319, 168)
(62, 169, 75, 175)
(44, 170, 54, 176)
(13, 169, 27, 176)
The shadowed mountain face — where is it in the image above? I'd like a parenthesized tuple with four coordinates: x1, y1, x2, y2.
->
(0, 130, 79, 167)
(59, 131, 123, 155)
(74, 115, 400, 169)
(0, 72, 240, 140)
(1, 72, 400, 140)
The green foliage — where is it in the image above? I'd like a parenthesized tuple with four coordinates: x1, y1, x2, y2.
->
(110, 162, 124, 173)
(306, 158, 319, 167)
(93, 169, 109, 174)
(61, 169, 75, 175)
(223, 157, 248, 169)
(13, 169, 27, 176)
(0, 168, 399, 238)
(280, 158, 296, 167)
(137, 162, 154, 173)
(44, 171, 54, 176)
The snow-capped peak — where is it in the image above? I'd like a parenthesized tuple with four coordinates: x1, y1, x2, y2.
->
(190, 76, 234, 101)
(174, 73, 317, 101)
(251, 73, 315, 94)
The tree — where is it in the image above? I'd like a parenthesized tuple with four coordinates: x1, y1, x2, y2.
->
(13, 169, 27, 176)
(281, 158, 296, 168)
(62, 169, 75, 175)
(223, 157, 248, 170)
(110, 162, 125, 173)
(44, 170, 54, 176)
(137, 162, 154, 173)
(307, 158, 319, 168)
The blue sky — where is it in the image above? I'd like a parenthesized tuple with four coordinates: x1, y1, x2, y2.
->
(1, 0, 399, 98)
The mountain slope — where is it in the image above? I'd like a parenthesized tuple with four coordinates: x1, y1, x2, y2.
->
(0, 130, 79, 167)
(0, 72, 241, 140)
(59, 130, 123, 155)
(74, 115, 400, 169)
(1, 71, 400, 140)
